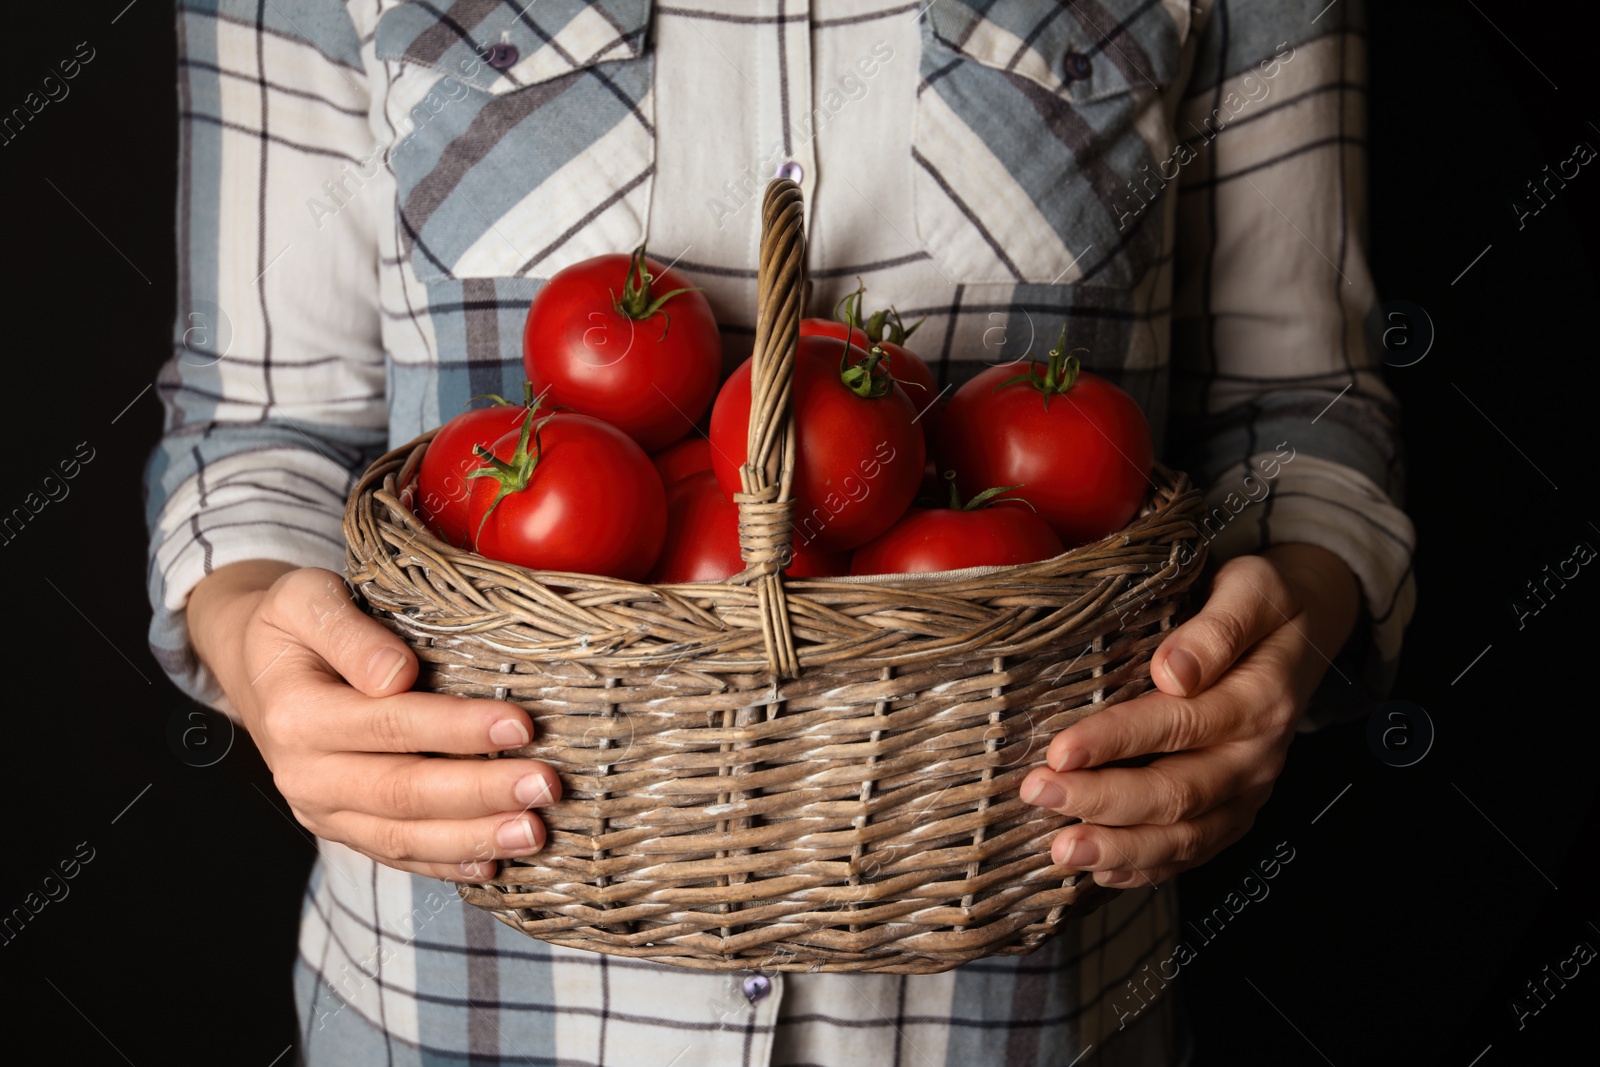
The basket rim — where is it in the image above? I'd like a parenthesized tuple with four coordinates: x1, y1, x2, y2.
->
(344, 429, 1207, 675)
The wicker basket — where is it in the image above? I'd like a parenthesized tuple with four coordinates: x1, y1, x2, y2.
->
(343, 179, 1208, 974)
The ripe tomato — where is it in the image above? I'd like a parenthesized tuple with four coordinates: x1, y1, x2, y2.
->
(801, 289, 941, 442)
(850, 502, 1064, 575)
(417, 399, 531, 546)
(467, 410, 667, 581)
(939, 332, 1153, 547)
(523, 245, 721, 452)
(709, 335, 926, 552)
(648, 472, 847, 583)
(650, 436, 713, 487)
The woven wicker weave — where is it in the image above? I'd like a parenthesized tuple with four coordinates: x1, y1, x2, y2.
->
(343, 179, 1208, 973)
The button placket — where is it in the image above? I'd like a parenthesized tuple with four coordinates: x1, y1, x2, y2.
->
(768, 0, 816, 232)
(746, 968, 781, 1064)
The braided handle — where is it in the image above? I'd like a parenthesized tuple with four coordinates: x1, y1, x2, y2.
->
(732, 179, 806, 678)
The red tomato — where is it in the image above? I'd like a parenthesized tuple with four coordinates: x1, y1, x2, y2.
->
(650, 436, 713, 487)
(850, 505, 1064, 575)
(709, 336, 926, 552)
(939, 334, 1153, 547)
(523, 246, 721, 452)
(467, 411, 667, 581)
(417, 401, 531, 546)
(648, 472, 847, 583)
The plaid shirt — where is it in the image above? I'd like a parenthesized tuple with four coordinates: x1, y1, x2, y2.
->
(148, 1, 1413, 1063)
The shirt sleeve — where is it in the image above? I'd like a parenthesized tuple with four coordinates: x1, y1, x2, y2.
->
(147, 1, 386, 710)
(1168, 0, 1416, 730)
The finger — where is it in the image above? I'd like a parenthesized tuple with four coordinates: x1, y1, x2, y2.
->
(272, 677, 535, 756)
(1044, 685, 1233, 774)
(1049, 790, 1267, 884)
(257, 567, 421, 697)
(316, 753, 561, 820)
(1150, 555, 1298, 698)
(1043, 628, 1302, 773)
(1022, 742, 1270, 827)
(325, 809, 548, 866)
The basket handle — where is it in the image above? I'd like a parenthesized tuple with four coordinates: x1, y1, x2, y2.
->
(732, 178, 806, 678)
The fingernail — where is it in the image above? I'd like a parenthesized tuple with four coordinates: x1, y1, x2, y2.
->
(460, 859, 494, 880)
(495, 816, 539, 854)
(1096, 869, 1133, 887)
(515, 773, 554, 807)
(1162, 647, 1201, 696)
(1023, 778, 1066, 810)
(490, 719, 530, 748)
(1058, 836, 1099, 868)
(368, 648, 406, 690)
(1049, 746, 1088, 773)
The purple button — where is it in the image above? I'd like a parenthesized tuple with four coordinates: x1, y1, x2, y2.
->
(1062, 51, 1092, 81)
(774, 161, 804, 184)
(742, 974, 772, 1003)
(487, 42, 519, 71)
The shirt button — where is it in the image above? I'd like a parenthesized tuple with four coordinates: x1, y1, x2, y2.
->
(742, 974, 773, 1004)
(774, 161, 803, 184)
(1062, 51, 1093, 81)
(487, 42, 519, 71)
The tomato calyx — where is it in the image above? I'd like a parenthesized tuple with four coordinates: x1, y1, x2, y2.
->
(943, 470, 1034, 512)
(832, 280, 924, 346)
(835, 337, 898, 399)
(997, 327, 1089, 410)
(867, 305, 923, 347)
(466, 399, 554, 543)
(613, 244, 701, 339)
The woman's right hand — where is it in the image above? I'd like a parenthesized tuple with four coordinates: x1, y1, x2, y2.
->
(188, 561, 561, 882)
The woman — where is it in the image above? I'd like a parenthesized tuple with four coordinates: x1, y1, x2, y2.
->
(148, 1, 1413, 1062)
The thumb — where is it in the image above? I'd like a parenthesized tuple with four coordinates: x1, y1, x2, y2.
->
(260, 568, 419, 697)
(1151, 555, 1299, 697)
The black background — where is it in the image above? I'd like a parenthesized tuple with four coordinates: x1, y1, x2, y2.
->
(2, 2, 1595, 1064)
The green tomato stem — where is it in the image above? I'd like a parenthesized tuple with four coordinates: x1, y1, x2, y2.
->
(465, 395, 552, 544)
(613, 244, 701, 335)
(836, 340, 896, 399)
(993, 326, 1088, 410)
(942, 470, 1033, 512)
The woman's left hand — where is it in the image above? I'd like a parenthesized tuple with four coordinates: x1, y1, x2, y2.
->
(1020, 542, 1362, 888)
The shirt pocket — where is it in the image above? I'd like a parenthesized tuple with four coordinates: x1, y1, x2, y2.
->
(912, 0, 1188, 288)
(375, 0, 656, 283)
